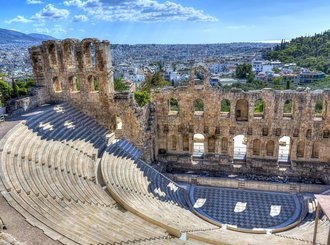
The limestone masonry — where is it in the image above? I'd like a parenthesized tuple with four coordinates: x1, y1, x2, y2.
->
(29, 38, 330, 184)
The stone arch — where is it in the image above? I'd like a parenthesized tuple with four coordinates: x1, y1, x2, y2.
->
(170, 135, 177, 150)
(314, 99, 327, 119)
(221, 137, 228, 154)
(235, 99, 248, 121)
(278, 136, 290, 162)
(283, 99, 293, 116)
(253, 99, 264, 118)
(193, 133, 205, 156)
(190, 64, 209, 87)
(88, 75, 99, 92)
(220, 99, 230, 115)
(48, 43, 57, 67)
(323, 129, 330, 138)
(266, 140, 274, 156)
(69, 76, 80, 92)
(194, 99, 204, 113)
(169, 98, 179, 112)
(296, 141, 305, 158)
(311, 141, 320, 158)
(52, 76, 61, 92)
(233, 135, 247, 160)
(63, 40, 76, 68)
(208, 136, 216, 153)
(116, 116, 123, 130)
(306, 129, 312, 139)
(253, 138, 261, 156)
(83, 40, 96, 67)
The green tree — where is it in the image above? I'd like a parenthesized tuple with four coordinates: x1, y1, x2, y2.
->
(133, 91, 150, 107)
(114, 78, 129, 91)
(141, 71, 169, 92)
(12, 81, 19, 98)
(0, 80, 13, 101)
(235, 63, 255, 82)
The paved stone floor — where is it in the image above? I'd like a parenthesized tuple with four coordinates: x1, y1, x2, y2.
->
(190, 186, 301, 230)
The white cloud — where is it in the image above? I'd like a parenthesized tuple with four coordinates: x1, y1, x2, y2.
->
(63, 0, 217, 22)
(32, 4, 69, 20)
(6, 15, 32, 24)
(27, 0, 43, 4)
(73, 14, 89, 22)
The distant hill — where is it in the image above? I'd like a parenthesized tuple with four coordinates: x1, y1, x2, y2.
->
(265, 30, 330, 74)
(0, 28, 56, 43)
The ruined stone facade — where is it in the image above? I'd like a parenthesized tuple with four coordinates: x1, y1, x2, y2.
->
(29, 39, 330, 183)
(29, 39, 155, 160)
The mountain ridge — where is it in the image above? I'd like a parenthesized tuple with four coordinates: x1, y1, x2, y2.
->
(0, 28, 56, 43)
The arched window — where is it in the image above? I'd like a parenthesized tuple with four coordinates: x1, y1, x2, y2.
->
(208, 136, 216, 153)
(83, 42, 96, 67)
(306, 129, 312, 139)
(48, 43, 57, 67)
(296, 141, 305, 158)
(88, 75, 99, 92)
(253, 139, 261, 156)
(171, 135, 177, 150)
(69, 76, 80, 92)
(235, 99, 248, 121)
(221, 137, 228, 154)
(254, 99, 264, 118)
(194, 99, 204, 114)
(283, 99, 292, 116)
(323, 129, 330, 138)
(314, 100, 323, 115)
(116, 116, 123, 130)
(311, 142, 320, 158)
(266, 140, 274, 156)
(278, 136, 290, 162)
(233, 135, 247, 160)
(220, 99, 230, 115)
(53, 76, 61, 92)
(169, 98, 179, 113)
(193, 134, 205, 156)
(183, 134, 189, 152)
(64, 42, 75, 67)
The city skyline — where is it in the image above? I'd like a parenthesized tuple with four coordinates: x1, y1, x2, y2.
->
(2, 0, 330, 44)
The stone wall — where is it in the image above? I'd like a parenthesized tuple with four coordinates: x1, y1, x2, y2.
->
(28, 39, 153, 161)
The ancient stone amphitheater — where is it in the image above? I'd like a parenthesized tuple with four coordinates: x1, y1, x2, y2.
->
(0, 39, 329, 245)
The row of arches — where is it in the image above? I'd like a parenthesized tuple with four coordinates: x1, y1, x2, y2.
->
(166, 134, 321, 162)
(168, 98, 327, 120)
(52, 75, 99, 93)
(47, 41, 96, 69)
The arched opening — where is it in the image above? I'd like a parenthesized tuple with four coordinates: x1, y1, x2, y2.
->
(278, 136, 290, 162)
(253, 99, 264, 118)
(194, 99, 204, 115)
(116, 116, 122, 130)
(233, 135, 247, 160)
(64, 42, 75, 67)
(311, 142, 320, 158)
(220, 99, 230, 117)
(208, 136, 216, 153)
(266, 140, 274, 156)
(235, 99, 248, 121)
(296, 141, 305, 158)
(183, 134, 189, 152)
(48, 43, 57, 67)
(88, 75, 99, 92)
(306, 129, 312, 139)
(83, 42, 96, 67)
(169, 98, 178, 113)
(193, 133, 205, 157)
(53, 76, 61, 92)
(253, 139, 261, 156)
(170, 135, 177, 150)
(69, 76, 80, 92)
(323, 129, 330, 138)
(283, 99, 292, 117)
(221, 137, 228, 154)
(314, 99, 326, 119)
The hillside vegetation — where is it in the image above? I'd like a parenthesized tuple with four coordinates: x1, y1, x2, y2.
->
(265, 30, 330, 74)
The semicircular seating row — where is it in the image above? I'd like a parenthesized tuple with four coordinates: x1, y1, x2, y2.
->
(0, 104, 204, 245)
(100, 139, 220, 235)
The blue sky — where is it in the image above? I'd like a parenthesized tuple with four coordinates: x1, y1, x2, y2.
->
(2, 0, 330, 44)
